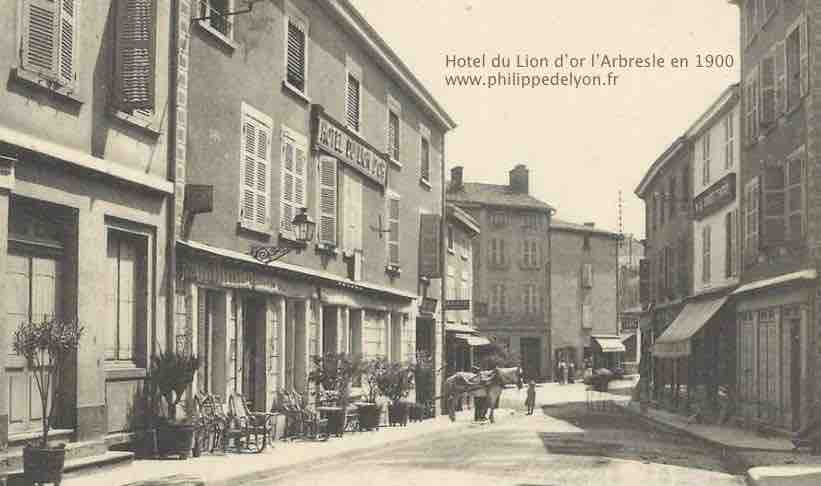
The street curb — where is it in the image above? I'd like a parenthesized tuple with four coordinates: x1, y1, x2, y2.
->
(208, 415, 496, 486)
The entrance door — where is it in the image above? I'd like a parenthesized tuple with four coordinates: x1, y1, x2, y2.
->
(322, 306, 338, 355)
(520, 337, 541, 381)
(242, 298, 265, 410)
(6, 250, 63, 434)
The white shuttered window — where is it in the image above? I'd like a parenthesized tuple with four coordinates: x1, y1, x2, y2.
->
(21, 0, 79, 90)
(239, 104, 273, 231)
(317, 156, 337, 245)
(280, 126, 307, 234)
(387, 196, 400, 265)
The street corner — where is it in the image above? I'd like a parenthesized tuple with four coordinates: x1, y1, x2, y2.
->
(747, 465, 821, 486)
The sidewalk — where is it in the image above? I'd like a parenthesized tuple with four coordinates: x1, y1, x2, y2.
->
(60, 408, 517, 486)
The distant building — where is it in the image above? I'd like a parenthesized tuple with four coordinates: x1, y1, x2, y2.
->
(550, 220, 621, 372)
(618, 235, 646, 373)
(447, 164, 554, 381)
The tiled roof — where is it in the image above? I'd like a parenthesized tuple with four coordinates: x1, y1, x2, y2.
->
(447, 182, 554, 211)
(551, 218, 620, 237)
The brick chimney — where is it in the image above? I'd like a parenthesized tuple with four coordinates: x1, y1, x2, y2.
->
(450, 166, 463, 192)
(509, 164, 529, 194)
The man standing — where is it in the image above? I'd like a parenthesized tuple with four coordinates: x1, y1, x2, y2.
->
(558, 360, 567, 385)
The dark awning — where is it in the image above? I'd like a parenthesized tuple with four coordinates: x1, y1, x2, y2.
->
(653, 295, 728, 358)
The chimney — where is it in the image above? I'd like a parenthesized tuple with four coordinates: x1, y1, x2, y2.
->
(450, 166, 463, 192)
(584, 222, 595, 228)
(509, 164, 529, 194)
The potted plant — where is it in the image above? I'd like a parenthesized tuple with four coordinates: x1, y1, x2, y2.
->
(356, 356, 387, 430)
(308, 352, 362, 436)
(377, 361, 414, 427)
(150, 347, 200, 459)
(13, 317, 84, 486)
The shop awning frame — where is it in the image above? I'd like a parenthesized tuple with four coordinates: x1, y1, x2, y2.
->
(653, 295, 728, 358)
(592, 336, 626, 353)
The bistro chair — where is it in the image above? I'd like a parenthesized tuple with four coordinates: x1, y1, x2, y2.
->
(223, 394, 277, 453)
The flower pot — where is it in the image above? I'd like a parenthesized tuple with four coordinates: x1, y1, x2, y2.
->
(156, 423, 196, 459)
(23, 443, 66, 485)
(355, 402, 381, 431)
(388, 402, 410, 427)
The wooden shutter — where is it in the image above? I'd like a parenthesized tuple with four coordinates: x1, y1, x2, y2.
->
(725, 211, 733, 278)
(761, 165, 786, 247)
(21, 0, 59, 79)
(279, 129, 304, 234)
(760, 55, 775, 126)
(418, 214, 441, 277)
(57, 0, 77, 87)
(786, 157, 804, 242)
(420, 137, 430, 181)
(346, 74, 360, 131)
(342, 170, 363, 250)
(388, 111, 399, 160)
(799, 16, 809, 98)
(286, 19, 306, 91)
(388, 197, 400, 265)
(318, 156, 337, 245)
(241, 115, 271, 228)
(775, 41, 786, 115)
(114, 0, 155, 110)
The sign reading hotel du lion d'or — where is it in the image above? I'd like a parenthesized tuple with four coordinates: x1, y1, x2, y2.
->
(693, 173, 736, 220)
(312, 106, 388, 188)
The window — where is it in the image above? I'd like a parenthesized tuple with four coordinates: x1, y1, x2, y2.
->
(582, 235, 590, 251)
(112, 0, 156, 114)
(317, 155, 337, 246)
(786, 155, 804, 242)
(239, 104, 273, 232)
(341, 169, 364, 251)
(279, 125, 307, 235)
(387, 95, 401, 162)
(581, 263, 593, 288)
(522, 240, 539, 267)
(489, 238, 506, 266)
(446, 266, 456, 299)
(786, 17, 809, 111)
(726, 210, 738, 278)
(490, 212, 506, 226)
(387, 196, 400, 266)
(523, 213, 541, 230)
(284, 7, 308, 93)
(19, 0, 79, 93)
(461, 269, 470, 301)
(199, 0, 233, 39)
(681, 164, 690, 200)
(701, 133, 711, 185)
(760, 54, 776, 128)
(649, 200, 655, 232)
(745, 68, 760, 144)
(659, 192, 665, 226)
(761, 164, 786, 248)
(489, 284, 506, 315)
(106, 229, 148, 364)
(420, 135, 430, 183)
(523, 284, 539, 314)
(744, 177, 760, 263)
(447, 224, 454, 252)
(702, 225, 711, 283)
(724, 114, 734, 168)
(345, 73, 361, 132)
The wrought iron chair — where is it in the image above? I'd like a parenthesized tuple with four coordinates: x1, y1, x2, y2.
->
(277, 389, 328, 441)
(222, 394, 276, 453)
(193, 392, 227, 454)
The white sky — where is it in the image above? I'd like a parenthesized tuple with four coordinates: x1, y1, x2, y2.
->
(349, 0, 740, 238)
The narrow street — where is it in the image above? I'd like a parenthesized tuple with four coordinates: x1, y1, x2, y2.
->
(245, 383, 745, 486)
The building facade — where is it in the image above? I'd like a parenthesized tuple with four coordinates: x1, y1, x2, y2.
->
(618, 235, 646, 373)
(176, 0, 455, 418)
(444, 202, 484, 373)
(0, 0, 174, 449)
(447, 164, 553, 381)
(550, 220, 621, 373)
(731, 0, 819, 431)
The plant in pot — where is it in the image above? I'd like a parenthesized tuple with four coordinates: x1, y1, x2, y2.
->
(308, 352, 363, 436)
(356, 356, 387, 431)
(13, 317, 84, 486)
(150, 347, 200, 459)
(377, 361, 414, 427)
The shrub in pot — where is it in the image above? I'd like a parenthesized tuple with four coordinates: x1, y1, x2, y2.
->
(377, 361, 414, 427)
(151, 348, 200, 459)
(13, 317, 84, 485)
(356, 356, 388, 430)
(308, 352, 363, 436)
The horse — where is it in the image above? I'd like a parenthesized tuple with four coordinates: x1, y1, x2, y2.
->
(444, 367, 522, 423)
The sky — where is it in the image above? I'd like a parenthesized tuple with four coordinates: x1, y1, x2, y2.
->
(348, 0, 740, 238)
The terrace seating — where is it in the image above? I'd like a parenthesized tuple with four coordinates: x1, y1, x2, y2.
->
(222, 394, 277, 453)
(275, 389, 328, 441)
(192, 392, 227, 455)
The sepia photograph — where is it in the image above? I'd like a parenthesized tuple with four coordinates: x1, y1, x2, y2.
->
(0, 0, 818, 485)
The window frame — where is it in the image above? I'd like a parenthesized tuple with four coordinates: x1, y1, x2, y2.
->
(344, 54, 363, 133)
(279, 124, 308, 238)
(197, 0, 238, 47)
(701, 132, 711, 186)
(239, 102, 273, 234)
(387, 94, 401, 166)
(419, 123, 431, 185)
(702, 224, 711, 284)
(724, 113, 734, 169)
(386, 192, 401, 267)
(744, 177, 760, 265)
(283, 1, 309, 98)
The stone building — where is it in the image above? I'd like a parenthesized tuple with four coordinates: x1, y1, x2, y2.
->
(729, 0, 819, 431)
(550, 220, 621, 373)
(618, 235, 646, 373)
(0, 0, 174, 457)
(447, 164, 554, 381)
(176, 0, 455, 416)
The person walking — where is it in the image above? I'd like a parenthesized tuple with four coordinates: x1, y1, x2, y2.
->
(568, 361, 576, 384)
(558, 360, 567, 385)
(525, 380, 536, 415)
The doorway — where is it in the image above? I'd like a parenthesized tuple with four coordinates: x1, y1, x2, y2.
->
(790, 317, 801, 431)
(520, 337, 541, 381)
(242, 297, 265, 410)
(322, 306, 338, 355)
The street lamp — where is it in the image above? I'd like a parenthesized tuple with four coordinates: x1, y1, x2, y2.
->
(251, 207, 315, 263)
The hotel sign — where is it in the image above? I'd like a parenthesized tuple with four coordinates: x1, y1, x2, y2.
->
(693, 173, 736, 220)
(312, 106, 388, 188)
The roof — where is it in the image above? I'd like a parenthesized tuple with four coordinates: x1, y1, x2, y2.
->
(325, 1, 456, 131)
(732, 269, 817, 296)
(446, 203, 480, 235)
(551, 218, 621, 238)
(447, 182, 554, 212)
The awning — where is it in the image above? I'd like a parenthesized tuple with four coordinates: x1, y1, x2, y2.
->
(592, 336, 626, 353)
(464, 336, 491, 346)
(445, 323, 479, 334)
(653, 295, 728, 358)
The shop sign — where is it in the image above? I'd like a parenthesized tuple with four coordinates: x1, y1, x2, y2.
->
(621, 318, 639, 331)
(313, 107, 388, 187)
(181, 261, 283, 294)
(445, 299, 470, 310)
(693, 173, 736, 220)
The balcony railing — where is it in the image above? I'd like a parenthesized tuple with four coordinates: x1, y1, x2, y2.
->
(199, 1, 234, 39)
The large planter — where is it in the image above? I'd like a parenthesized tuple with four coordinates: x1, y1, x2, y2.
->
(23, 444, 66, 485)
(356, 402, 381, 431)
(156, 423, 196, 459)
(388, 402, 410, 427)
